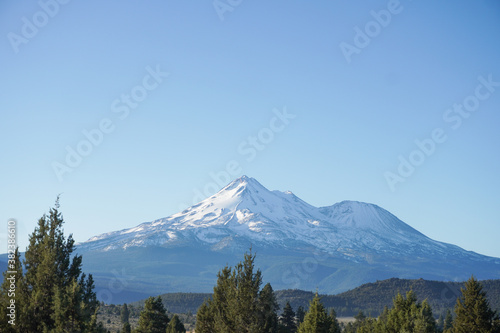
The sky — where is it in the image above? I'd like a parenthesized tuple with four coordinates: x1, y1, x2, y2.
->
(1, 0, 499, 258)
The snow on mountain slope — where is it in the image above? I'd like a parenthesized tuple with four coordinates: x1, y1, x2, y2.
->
(78, 176, 487, 261)
(81, 176, 331, 251)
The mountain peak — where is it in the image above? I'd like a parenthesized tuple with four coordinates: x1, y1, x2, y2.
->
(79, 176, 467, 260)
(233, 175, 259, 186)
(237, 175, 251, 182)
(219, 175, 267, 194)
(74, 176, 500, 301)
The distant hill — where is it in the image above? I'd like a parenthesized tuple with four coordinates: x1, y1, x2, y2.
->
(278, 278, 500, 317)
(131, 292, 211, 314)
(134, 278, 500, 318)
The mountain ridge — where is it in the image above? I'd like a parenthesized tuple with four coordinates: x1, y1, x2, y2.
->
(68, 176, 500, 302)
(78, 176, 488, 261)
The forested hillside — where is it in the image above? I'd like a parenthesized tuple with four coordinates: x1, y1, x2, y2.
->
(131, 292, 211, 314)
(138, 278, 500, 318)
(279, 278, 500, 317)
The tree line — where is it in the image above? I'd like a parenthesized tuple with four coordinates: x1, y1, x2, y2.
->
(121, 297, 186, 333)
(131, 278, 500, 319)
(342, 276, 500, 333)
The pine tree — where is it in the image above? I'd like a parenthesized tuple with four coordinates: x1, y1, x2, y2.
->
(280, 301, 297, 333)
(350, 291, 438, 333)
(166, 314, 186, 333)
(494, 318, 500, 333)
(452, 275, 498, 333)
(122, 322, 131, 333)
(348, 290, 437, 333)
(355, 317, 379, 333)
(2, 199, 99, 332)
(437, 314, 445, 332)
(135, 296, 170, 333)
(121, 303, 130, 324)
(52, 278, 84, 332)
(355, 311, 366, 322)
(385, 290, 437, 333)
(297, 292, 332, 333)
(328, 308, 341, 333)
(413, 300, 437, 333)
(377, 306, 389, 332)
(166, 314, 183, 333)
(296, 306, 306, 325)
(211, 265, 237, 332)
(195, 299, 215, 333)
(196, 250, 279, 333)
(444, 309, 453, 331)
(233, 251, 263, 332)
(121, 303, 131, 333)
(344, 311, 368, 333)
(258, 283, 280, 333)
(386, 291, 415, 332)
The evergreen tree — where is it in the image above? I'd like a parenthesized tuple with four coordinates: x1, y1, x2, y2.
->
(355, 311, 366, 322)
(385, 290, 437, 333)
(122, 322, 131, 333)
(386, 291, 416, 332)
(52, 278, 84, 332)
(344, 311, 368, 333)
(259, 283, 280, 333)
(296, 306, 306, 325)
(121, 303, 130, 324)
(437, 314, 444, 332)
(121, 303, 131, 333)
(352, 290, 438, 333)
(355, 317, 379, 333)
(452, 275, 498, 333)
(0, 199, 100, 332)
(444, 309, 453, 331)
(233, 251, 263, 332)
(414, 300, 437, 333)
(211, 265, 237, 332)
(135, 296, 170, 333)
(195, 250, 279, 333)
(195, 299, 215, 333)
(280, 301, 297, 333)
(297, 292, 332, 333)
(166, 314, 186, 333)
(494, 318, 500, 333)
(327, 308, 341, 333)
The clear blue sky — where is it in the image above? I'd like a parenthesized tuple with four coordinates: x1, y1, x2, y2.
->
(1, 1, 499, 258)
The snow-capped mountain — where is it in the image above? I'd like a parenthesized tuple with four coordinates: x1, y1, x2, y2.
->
(80, 176, 479, 259)
(76, 176, 500, 303)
